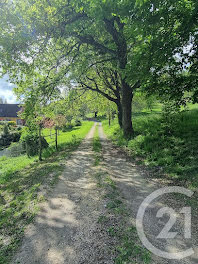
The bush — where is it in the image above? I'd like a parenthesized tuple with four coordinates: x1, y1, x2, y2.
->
(0, 125, 19, 148)
(21, 133, 49, 157)
(6, 142, 25, 157)
(62, 123, 74, 132)
(0, 134, 12, 147)
(8, 121, 16, 127)
(3, 124, 9, 136)
(0, 121, 8, 126)
(12, 131, 21, 142)
(0, 131, 21, 148)
(75, 120, 82, 126)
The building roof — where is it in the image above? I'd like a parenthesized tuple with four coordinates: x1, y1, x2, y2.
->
(0, 104, 21, 118)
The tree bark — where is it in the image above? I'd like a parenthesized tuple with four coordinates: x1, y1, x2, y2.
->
(108, 111, 111, 126)
(116, 101, 123, 128)
(121, 79, 133, 138)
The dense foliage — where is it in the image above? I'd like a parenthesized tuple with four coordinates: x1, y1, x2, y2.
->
(21, 131, 49, 157)
(0, 0, 197, 137)
(0, 123, 21, 149)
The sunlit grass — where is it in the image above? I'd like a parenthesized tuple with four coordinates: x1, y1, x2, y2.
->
(92, 124, 102, 166)
(42, 121, 93, 158)
(0, 155, 36, 184)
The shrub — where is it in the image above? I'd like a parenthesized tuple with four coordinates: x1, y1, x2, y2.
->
(75, 120, 82, 126)
(62, 123, 73, 132)
(3, 124, 9, 136)
(11, 131, 21, 142)
(0, 134, 12, 147)
(0, 131, 21, 148)
(8, 121, 16, 127)
(0, 121, 8, 126)
(21, 133, 49, 157)
(6, 142, 25, 157)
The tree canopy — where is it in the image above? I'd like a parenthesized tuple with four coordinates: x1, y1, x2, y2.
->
(0, 0, 197, 136)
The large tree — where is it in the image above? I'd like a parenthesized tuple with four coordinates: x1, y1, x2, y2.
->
(0, 0, 197, 137)
(0, 0, 143, 137)
(70, 61, 124, 127)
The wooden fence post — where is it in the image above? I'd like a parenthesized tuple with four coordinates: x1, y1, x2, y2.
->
(55, 127, 58, 151)
(39, 124, 42, 161)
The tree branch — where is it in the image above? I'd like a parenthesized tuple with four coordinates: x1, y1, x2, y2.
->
(79, 80, 118, 103)
(73, 33, 116, 55)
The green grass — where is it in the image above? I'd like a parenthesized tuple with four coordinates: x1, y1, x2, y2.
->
(103, 107, 198, 189)
(0, 121, 93, 264)
(92, 124, 102, 166)
(0, 156, 36, 185)
(94, 171, 151, 263)
(42, 121, 93, 158)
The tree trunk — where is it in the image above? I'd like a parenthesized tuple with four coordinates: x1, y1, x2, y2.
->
(121, 80, 133, 138)
(108, 109, 111, 126)
(117, 101, 123, 128)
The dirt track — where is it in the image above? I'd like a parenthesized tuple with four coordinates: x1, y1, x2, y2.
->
(12, 123, 198, 264)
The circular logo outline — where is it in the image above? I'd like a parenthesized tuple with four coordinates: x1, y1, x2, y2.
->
(136, 186, 194, 260)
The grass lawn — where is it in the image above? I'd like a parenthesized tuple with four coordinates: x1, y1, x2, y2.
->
(103, 106, 198, 190)
(0, 121, 93, 264)
(42, 121, 93, 158)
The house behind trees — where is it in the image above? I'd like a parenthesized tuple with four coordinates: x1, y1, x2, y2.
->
(0, 104, 24, 125)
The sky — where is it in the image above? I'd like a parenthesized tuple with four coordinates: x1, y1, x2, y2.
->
(0, 75, 17, 104)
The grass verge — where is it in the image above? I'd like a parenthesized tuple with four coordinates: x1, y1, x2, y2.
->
(94, 171, 151, 264)
(0, 121, 93, 264)
(103, 108, 198, 190)
(92, 124, 102, 166)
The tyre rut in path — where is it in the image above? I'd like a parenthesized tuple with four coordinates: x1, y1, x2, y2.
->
(12, 123, 115, 264)
(98, 123, 198, 264)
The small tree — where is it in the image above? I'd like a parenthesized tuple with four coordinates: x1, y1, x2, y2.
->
(3, 124, 9, 136)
